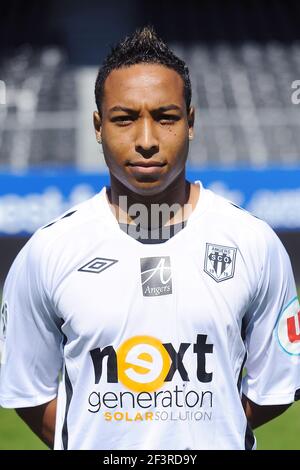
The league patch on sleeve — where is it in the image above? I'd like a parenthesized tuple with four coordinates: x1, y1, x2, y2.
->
(276, 297, 300, 355)
(0, 301, 8, 364)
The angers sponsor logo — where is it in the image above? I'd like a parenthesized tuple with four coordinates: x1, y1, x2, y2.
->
(140, 256, 172, 296)
(204, 243, 237, 282)
(277, 297, 300, 355)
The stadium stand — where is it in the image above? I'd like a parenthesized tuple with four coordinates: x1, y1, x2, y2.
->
(1, 41, 300, 169)
(0, 47, 77, 168)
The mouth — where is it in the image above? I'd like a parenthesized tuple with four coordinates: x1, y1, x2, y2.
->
(127, 161, 167, 176)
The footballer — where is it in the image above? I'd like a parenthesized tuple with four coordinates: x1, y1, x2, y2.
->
(0, 27, 299, 450)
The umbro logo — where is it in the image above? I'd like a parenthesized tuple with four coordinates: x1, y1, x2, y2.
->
(78, 257, 118, 274)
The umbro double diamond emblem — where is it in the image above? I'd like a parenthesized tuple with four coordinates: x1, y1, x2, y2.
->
(78, 257, 118, 274)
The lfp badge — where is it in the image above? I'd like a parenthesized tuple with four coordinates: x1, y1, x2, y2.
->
(204, 243, 237, 283)
(277, 297, 300, 355)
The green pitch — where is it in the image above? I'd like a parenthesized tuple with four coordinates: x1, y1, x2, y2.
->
(255, 401, 300, 449)
(0, 408, 47, 449)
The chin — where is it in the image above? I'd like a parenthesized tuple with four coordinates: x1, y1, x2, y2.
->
(125, 177, 170, 196)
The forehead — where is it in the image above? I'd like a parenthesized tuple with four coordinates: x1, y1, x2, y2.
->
(103, 64, 185, 108)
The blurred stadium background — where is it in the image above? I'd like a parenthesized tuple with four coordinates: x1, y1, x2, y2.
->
(0, 0, 300, 449)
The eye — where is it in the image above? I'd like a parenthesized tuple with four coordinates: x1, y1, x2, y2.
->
(159, 115, 180, 125)
(111, 116, 134, 126)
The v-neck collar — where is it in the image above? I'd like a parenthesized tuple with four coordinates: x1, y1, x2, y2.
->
(93, 180, 211, 244)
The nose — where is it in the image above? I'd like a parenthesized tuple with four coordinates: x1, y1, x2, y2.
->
(135, 118, 159, 159)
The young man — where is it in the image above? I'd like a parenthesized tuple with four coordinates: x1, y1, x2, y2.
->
(0, 27, 299, 450)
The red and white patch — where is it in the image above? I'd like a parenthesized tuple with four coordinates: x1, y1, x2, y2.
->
(277, 297, 300, 355)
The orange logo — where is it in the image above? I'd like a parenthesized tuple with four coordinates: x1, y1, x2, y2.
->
(117, 336, 171, 392)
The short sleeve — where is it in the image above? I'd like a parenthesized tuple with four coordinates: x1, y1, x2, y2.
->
(0, 234, 63, 408)
(242, 223, 300, 406)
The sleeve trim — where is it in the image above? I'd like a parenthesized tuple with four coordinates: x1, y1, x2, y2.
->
(0, 392, 57, 409)
(243, 388, 299, 406)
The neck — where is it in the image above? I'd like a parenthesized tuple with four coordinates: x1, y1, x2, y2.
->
(110, 170, 189, 205)
(107, 171, 199, 229)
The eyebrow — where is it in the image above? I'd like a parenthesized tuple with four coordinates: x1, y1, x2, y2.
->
(109, 104, 182, 113)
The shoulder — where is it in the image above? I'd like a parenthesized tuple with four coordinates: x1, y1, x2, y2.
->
(202, 187, 286, 257)
(31, 190, 107, 251)
(8, 190, 108, 281)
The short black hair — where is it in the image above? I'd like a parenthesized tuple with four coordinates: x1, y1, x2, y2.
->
(95, 26, 191, 113)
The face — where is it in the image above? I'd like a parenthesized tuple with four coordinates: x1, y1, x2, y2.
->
(94, 64, 194, 196)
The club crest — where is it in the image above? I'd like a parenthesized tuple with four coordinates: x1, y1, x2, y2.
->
(204, 243, 237, 282)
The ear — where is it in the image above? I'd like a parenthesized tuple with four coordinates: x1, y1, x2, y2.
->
(93, 111, 102, 143)
(187, 106, 195, 140)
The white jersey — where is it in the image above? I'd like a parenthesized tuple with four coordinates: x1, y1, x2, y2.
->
(0, 182, 299, 450)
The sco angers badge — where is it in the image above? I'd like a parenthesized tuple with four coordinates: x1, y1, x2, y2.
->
(204, 243, 237, 282)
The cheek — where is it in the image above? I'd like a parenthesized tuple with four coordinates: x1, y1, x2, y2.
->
(162, 122, 187, 139)
(102, 123, 132, 148)
(161, 127, 189, 156)
(102, 134, 132, 165)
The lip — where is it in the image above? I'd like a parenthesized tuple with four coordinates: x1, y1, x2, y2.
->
(127, 161, 167, 176)
(127, 161, 166, 168)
